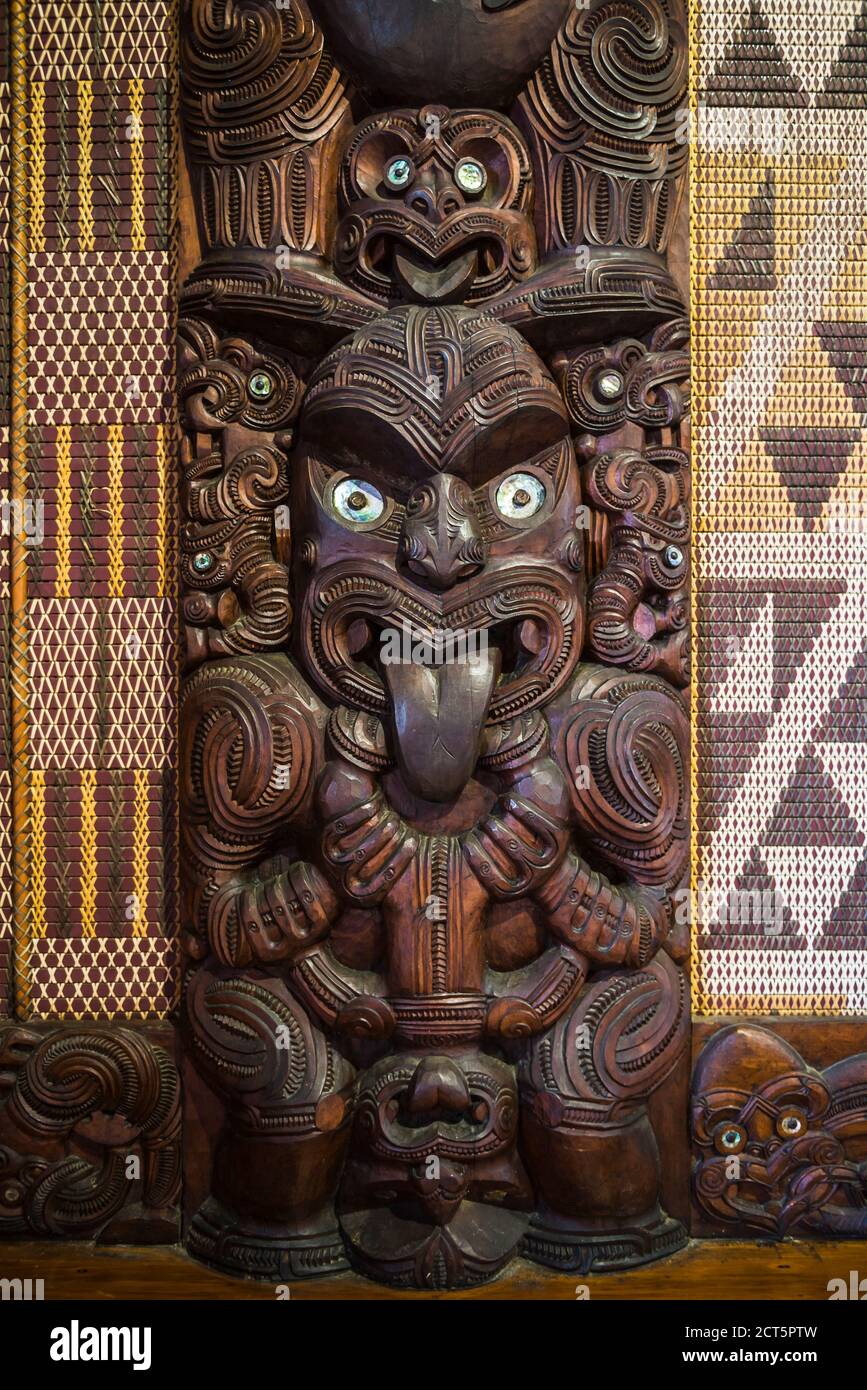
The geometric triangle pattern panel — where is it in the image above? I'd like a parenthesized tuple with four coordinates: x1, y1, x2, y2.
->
(693, 0, 867, 1014)
(1, 2, 177, 1019)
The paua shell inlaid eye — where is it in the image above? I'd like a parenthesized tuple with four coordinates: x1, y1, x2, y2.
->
(455, 158, 487, 195)
(495, 472, 546, 519)
(333, 478, 385, 524)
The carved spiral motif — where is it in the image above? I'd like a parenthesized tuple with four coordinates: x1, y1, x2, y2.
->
(525, 0, 687, 148)
(181, 0, 349, 160)
(523, 950, 687, 1103)
(0, 1024, 181, 1233)
(178, 321, 301, 434)
(576, 954, 688, 1099)
(186, 969, 312, 1101)
(586, 447, 689, 538)
(181, 655, 323, 840)
(560, 667, 688, 888)
(559, 327, 689, 433)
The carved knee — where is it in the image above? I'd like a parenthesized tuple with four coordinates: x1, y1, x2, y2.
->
(519, 951, 688, 1269)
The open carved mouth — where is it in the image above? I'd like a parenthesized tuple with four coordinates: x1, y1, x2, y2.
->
(304, 560, 579, 798)
(345, 614, 550, 689)
(367, 236, 505, 304)
(342, 615, 552, 801)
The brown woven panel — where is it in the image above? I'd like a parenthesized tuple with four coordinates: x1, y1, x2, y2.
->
(2, 1, 178, 1019)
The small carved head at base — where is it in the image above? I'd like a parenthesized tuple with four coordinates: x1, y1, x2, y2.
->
(338, 1051, 530, 1288)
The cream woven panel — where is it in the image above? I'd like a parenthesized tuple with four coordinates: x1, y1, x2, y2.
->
(691, 0, 867, 1013)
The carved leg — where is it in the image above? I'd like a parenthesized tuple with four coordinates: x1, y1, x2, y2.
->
(184, 965, 356, 1281)
(520, 950, 688, 1272)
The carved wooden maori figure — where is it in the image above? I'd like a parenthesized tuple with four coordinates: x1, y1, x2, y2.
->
(692, 1027, 867, 1239)
(179, 0, 690, 1288)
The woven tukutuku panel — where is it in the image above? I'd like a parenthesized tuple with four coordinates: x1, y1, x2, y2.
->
(691, 0, 867, 1014)
(1, 1, 178, 1019)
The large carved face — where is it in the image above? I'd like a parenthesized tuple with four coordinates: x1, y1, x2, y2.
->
(335, 106, 536, 306)
(292, 305, 585, 801)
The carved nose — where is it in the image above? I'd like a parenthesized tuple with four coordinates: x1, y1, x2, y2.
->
(406, 186, 437, 221)
(400, 474, 485, 590)
(404, 1056, 471, 1117)
(405, 180, 463, 224)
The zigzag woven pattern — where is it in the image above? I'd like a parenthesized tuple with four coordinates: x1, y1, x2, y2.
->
(0, 1, 178, 1019)
(692, 0, 867, 1014)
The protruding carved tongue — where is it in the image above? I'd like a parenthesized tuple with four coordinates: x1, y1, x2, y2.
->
(383, 642, 499, 802)
(394, 247, 477, 304)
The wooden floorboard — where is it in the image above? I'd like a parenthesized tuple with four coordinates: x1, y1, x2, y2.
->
(1, 1238, 864, 1300)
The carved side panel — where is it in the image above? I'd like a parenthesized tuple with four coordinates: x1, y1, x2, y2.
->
(692, 1022, 867, 1239)
(0, 1023, 180, 1242)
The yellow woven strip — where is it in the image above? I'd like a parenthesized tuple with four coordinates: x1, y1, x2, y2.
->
(31, 770, 46, 939)
(108, 422, 125, 597)
(132, 767, 150, 938)
(29, 78, 45, 255)
(79, 770, 98, 939)
(78, 79, 94, 252)
(55, 422, 72, 598)
(708, 996, 849, 1017)
(129, 76, 146, 252)
(10, 0, 32, 1017)
(159, 0, 183, 1012)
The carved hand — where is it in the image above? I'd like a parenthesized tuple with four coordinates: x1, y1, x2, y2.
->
(209, 860, 338, 967)
(534, 850, 672, 969)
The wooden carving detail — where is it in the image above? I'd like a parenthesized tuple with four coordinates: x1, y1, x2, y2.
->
(692, 1026, 867, 1239)
(515, 0, 687, 259)
(179, 0, 690, 1289)
(334, 107, 537, 305)
(177, 319, 303, 666)
(0, 1023, 181, 1241)
(180, 0, 352, 256)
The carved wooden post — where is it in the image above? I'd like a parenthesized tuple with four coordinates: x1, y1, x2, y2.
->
(178, 0, 690, 1289)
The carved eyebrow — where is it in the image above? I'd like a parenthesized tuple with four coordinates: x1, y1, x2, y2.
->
(468, 440, 568, 497)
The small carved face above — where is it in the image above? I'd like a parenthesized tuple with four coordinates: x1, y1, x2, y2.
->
(292, 305, 584, 800)
(334, 106, 536, 306)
